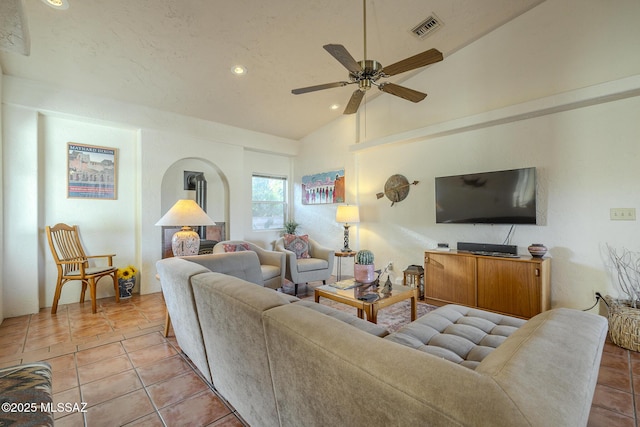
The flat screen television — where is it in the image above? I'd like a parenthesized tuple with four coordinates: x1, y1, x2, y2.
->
(435, 167, 537, 224)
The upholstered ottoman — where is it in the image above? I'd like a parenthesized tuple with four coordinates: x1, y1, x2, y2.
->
(0, 362, 54, 426)
(385, 304, 526, 369)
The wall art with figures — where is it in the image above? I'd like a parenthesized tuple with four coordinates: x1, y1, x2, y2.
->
(301, 168, 345, 205)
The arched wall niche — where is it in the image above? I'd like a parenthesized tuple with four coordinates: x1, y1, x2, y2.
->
(159, 158, 229, 252)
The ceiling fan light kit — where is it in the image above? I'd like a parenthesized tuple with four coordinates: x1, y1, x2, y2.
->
(41, 0, 69, 10)
(291, 0, 444, 115)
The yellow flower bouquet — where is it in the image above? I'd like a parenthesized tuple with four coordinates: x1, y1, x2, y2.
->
(117, 265, 138, 280)
(117, 265, 138, 298)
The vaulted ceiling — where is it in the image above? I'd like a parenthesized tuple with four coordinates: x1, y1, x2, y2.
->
(0, 0, 545, 140)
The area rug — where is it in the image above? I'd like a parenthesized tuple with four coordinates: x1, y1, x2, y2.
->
(284, 281, 436, 333)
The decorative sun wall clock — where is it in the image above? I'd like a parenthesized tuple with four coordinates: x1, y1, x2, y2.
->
(376, 174, 419, 206)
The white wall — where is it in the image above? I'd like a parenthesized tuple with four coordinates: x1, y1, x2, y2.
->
(295, 0, 640, 312)
(1, 78, 298, 317)
(39, 115, 139, 307)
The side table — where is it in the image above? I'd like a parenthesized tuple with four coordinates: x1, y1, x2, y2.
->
(335, 251, 356, 281)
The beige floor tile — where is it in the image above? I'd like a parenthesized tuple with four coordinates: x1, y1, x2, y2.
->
(136, 354, 191, 387)
(81, 369, 143, 407)
(77, 354, 133, 384)
(76, 342, 125, 366)
(146, 370, 209, 409)
(122, 332, 166, 353)
(52, 367, 79, 393)
(53, 411, 86, 427)
(85, 389, 155, 427)
(53, 387, 82, 420)
(206, 413, 247, 427)
(159, 389, 231, 426)
(127, 342, 177, 368)
(122, 412, 165, 426)
(45, 353, 76, 372)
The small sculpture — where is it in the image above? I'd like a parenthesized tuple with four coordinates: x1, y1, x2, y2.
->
(382, 276, 393, 294)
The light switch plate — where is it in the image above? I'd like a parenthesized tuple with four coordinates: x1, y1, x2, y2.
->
(610, 208, 636, 221)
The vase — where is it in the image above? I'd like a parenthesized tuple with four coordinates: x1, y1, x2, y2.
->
(354, 264, 375, 283)
(528, 243, 548, 258)
(118, 278, 135, 298)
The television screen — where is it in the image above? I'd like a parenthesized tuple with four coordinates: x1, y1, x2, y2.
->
(435, 167, 537, 224)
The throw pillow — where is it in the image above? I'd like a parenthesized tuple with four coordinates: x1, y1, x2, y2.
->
(283, 234, 310, 259)
(223, 243, 251, 252)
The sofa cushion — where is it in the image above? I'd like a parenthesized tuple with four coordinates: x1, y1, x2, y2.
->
(223, 243, 251, 252)
(295, 257, 329, 273)
(261, 264, 281, 281)
(384, 304, 525, 369)
(294, 300, 389, 337)
(283, 233, 310, 259)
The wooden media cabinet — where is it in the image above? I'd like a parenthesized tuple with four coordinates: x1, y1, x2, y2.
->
(424, 250, 551, 319)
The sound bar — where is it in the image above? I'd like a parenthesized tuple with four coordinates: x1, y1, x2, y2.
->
(457, 242, 518, 255)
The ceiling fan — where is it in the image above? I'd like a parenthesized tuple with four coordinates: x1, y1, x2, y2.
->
(291, 0, 444, 114)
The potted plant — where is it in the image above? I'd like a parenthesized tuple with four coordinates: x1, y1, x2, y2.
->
(282, 220, 300, 236)
(604, 245, 640, 351)
(354, 249, 375, 283)
(117, 265, 138, 299)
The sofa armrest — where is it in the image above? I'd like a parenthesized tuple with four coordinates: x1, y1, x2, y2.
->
(257, 247, 285, 269)
(308, 238, 334, 261)
(275, 238, 299, 281)
(476, 308, 608, 426)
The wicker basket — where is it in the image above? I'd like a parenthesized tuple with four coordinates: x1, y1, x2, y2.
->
(604, 295, 640, 352)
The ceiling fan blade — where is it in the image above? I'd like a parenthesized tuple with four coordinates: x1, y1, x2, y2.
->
(323, 44, 362, 74)
(379, 83, 427, 103)
(343, 89, 365, 114)
(292, 81, 348, 95)
(381, 48, 443, 76)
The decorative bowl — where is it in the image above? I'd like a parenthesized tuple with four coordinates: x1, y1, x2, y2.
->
(528, 243, 548, 258)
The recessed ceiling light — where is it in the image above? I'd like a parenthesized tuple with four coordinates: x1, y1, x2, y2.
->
(231, 65, 247, 75)
(41, 0, 69, 10)
(330, 104, 340, 111)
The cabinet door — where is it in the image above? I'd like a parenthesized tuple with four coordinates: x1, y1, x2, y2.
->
(477, 258, 541, 318)
(425, 253, 476, 306)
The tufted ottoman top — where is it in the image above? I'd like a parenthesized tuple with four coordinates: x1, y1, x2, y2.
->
(384, 304, 526, 369)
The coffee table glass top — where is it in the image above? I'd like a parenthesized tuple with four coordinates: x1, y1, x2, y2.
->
(317, 281, 414, 302)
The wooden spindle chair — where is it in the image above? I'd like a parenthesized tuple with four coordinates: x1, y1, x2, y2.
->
(46, 223, 119, 314)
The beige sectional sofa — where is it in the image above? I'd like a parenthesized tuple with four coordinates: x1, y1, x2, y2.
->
(156, 255, 608, 427)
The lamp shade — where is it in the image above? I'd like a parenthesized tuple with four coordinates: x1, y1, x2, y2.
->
(336, 205, 360, 224)
(155, 199, 215, 227)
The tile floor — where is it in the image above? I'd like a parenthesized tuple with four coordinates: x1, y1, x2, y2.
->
(0, 291, 638, 426)
(0, 292, 245, 426)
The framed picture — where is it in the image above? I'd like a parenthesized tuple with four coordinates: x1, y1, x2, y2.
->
(67, 143, 117, 199)
(302, 168, 345, 205)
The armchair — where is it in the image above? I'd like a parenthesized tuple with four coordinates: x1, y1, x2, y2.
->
(275, 236, 335, 295)
(212, 240, 285, 289)
(45, 223, 118, 314)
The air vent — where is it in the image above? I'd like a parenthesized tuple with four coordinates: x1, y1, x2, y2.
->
(410, 14, 443, 39)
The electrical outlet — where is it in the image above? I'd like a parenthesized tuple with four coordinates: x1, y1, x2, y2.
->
(610, 208, 636, 221)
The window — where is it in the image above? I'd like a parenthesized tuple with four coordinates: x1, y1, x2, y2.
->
(252, 174, 287, 231)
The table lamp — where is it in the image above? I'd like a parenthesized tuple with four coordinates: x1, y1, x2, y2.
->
(335, 205, 360, 252)
(155, 199, 215, 256)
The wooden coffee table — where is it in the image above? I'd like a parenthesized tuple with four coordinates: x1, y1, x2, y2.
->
(314, 282, 418, 324)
